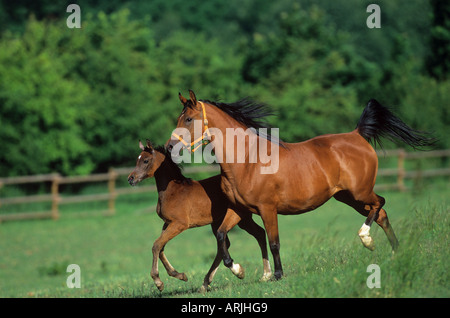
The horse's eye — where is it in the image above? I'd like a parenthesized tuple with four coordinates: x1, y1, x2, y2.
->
(143, 159, 149, 164)
(186, 117, 192, 122)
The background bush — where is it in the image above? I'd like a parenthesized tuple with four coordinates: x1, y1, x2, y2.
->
(0, 0, 448, 176)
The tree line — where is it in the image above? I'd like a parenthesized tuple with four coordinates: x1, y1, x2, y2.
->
(0, 0, 448, 177)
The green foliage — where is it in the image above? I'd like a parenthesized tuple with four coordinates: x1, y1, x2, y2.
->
(0, 17, 92, 176)
(0, 1, 448, 176)
(427, 0, 450, 80)
(243, 6, 375, 141)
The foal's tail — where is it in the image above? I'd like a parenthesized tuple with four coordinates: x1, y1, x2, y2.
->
(356, 99, 437, 150)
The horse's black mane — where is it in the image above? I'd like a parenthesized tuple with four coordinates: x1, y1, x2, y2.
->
(184, 98, 284, 146)
(203, 98, 274, 130)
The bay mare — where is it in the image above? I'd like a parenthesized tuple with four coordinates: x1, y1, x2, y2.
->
(167, 90, 435, 279)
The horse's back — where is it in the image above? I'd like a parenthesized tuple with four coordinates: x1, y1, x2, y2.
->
(283, 130, 376, 168)
(271, 131, 378, 213)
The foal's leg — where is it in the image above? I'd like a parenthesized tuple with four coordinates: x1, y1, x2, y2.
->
(216, 209, 245, 279)
(159, 247, 188, 281)
(151, 222, 187, 291)
(238, 216, 272, 281)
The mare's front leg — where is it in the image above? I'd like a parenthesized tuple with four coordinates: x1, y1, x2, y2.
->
(260, 207, 283, 279)
(151, 222, 187, 292)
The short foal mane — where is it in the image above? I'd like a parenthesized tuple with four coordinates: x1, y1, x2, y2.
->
(147, 145, 190, 183)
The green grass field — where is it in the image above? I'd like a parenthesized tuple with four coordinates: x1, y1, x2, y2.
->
(0, 181, 448, 298)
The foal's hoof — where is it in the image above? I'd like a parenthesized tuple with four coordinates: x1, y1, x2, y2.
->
(169, 271, 188, 282)
(155, 281, 164, 292)
(177, 272, 188, 282)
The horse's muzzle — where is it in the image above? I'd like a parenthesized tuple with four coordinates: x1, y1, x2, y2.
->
(128, 175, 137, 186)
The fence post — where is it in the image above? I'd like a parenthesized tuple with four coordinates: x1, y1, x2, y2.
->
(108, 168, 118, 215)
(51, 174, 61, 220)
(397, 149, 406, 191)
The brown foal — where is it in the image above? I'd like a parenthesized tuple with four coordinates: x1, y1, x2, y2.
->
(128, 140, 271, 292)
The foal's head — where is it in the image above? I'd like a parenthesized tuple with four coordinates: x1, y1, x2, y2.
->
(128, 140, 163, 186)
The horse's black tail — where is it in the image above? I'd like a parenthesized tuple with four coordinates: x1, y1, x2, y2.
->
(356, 99, 437, 150)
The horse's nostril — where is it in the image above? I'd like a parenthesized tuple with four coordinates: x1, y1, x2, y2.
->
(168, 144, 173, 152)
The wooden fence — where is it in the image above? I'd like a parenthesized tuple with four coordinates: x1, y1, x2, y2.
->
(0, 149, 449, 223)
(373, 149, 450, 191)
(0, 165, 218, 223)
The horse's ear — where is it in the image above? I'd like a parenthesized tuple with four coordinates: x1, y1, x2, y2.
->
(146, 139, 154, 151)
(139, 140, 145, 151)
(189, 89, 199, 109)
(179, 92, 188, 105)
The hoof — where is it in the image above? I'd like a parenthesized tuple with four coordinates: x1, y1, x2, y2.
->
(230, 263, 245, 279)
(198, 285, 209, 293)
(360, 235, 375, 251)
(260, 272, 273, 282)
(155, 281, 164, 292)
(274, 270, 283, 280)
(176, 272, 188, 282)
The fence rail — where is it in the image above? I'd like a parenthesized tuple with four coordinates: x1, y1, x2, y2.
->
(0, 165, 219, 222)
(0, 149, 449, 223)
(373, 149, 450, 191)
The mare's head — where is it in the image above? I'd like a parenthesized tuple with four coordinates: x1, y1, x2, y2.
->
(166, 90, 275, 152)
(166, 90, 207, 152)
(128, 140, 162, 186)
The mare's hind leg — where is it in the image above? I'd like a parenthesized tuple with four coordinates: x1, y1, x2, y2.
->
(334, 191, 398, 252)
(375, 208, 399, 252)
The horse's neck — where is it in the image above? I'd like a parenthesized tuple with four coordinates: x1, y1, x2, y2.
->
(153, 152, 185, 193)
(207, 105, 281, 180)
(208, 107, 253, 177)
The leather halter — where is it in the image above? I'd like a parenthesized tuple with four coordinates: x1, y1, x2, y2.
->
(171, 101, 211, 152)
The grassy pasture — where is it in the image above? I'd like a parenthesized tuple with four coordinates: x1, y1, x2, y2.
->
(0, 180, 448, 298)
